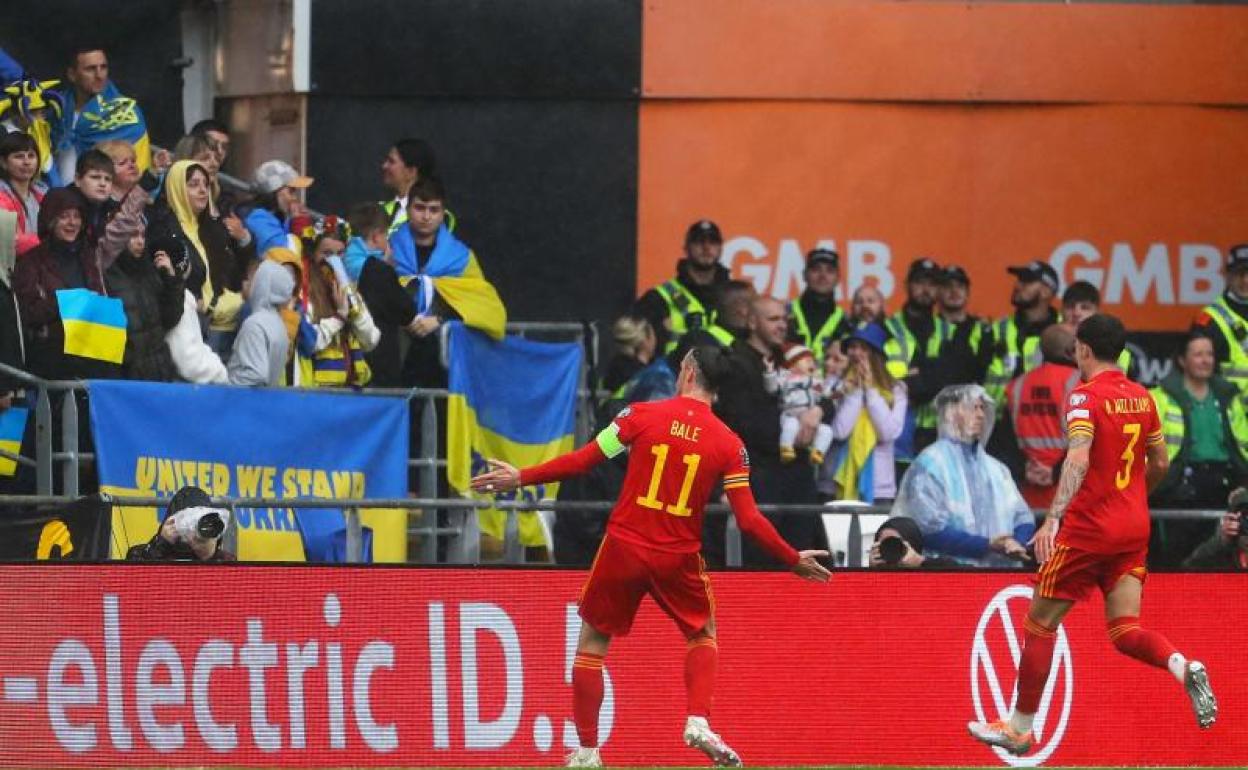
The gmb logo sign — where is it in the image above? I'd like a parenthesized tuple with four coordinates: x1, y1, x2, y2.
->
(970, 585, 1073, 767)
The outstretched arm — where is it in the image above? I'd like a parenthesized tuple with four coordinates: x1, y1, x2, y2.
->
(724, 484, 830, 581)
(470, 441, 608, 493)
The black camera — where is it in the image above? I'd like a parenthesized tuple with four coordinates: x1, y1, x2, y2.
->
(878, 535, 906, 565)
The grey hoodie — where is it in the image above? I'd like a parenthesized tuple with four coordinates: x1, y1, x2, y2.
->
(227, 260, 294, 387)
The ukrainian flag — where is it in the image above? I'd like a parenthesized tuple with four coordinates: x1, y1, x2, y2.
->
(0, 406, 27, 477)
(446, 322, 582, 546)
(56, 289, 127, 364)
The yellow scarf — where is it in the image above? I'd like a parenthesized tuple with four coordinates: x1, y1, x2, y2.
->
(165, 160, 242, 329)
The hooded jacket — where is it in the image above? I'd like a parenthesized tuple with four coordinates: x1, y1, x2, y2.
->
(106, 231, 183, 382)
(228, 260, 294, 387)
(11, 187, 123, 379)
(146, 161, 247, 331)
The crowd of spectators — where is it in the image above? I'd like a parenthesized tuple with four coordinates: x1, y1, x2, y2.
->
(599, 217, 1248, 570)
(0, 44, 506, 499)
(0, 43, 1245, 570)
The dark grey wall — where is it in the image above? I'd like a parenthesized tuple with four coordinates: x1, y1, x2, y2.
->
(306, 0, 641, 326)
(1, 0, 185, 146)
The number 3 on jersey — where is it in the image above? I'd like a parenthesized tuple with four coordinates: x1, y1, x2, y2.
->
(637, 443, 702, 517)
(1116, 422, 1141, 490)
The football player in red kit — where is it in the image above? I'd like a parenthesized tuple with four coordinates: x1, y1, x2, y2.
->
(472, 346, 830, 767)
(968, 315, 1217, 756)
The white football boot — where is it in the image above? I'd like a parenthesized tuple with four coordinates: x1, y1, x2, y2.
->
(684, 716, 743, 767)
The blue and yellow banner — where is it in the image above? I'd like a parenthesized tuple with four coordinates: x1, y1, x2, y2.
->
(88, 381, 409, 562)
(0, 406, 27, 477)
(56, 289, 126, 364)
(446, 322, 581, 546)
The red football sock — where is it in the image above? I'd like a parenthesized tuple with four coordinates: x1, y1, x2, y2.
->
(572, 652, 605, 748)
(685, 636, 718, 718)
(1108, 616, 1177, 670)
(1015, 615, 1058, 716)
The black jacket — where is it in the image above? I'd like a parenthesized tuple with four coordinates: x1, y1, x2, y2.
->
(106, 252, 183, 381)
(715, 339, 783, 462)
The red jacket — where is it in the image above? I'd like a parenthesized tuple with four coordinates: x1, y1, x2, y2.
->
(0, 179, 47, 255)
(1006, 361, 1080, 509)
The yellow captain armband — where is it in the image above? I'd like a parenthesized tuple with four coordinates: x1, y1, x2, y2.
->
(595, 422, 626, 459)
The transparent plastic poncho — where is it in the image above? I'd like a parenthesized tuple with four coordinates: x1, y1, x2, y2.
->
(891, 384, 1033, 566)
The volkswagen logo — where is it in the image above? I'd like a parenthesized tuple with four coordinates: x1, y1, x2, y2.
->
(970, 585, 1073, 767)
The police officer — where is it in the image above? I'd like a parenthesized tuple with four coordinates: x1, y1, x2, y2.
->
(884, 258, 953, 456)
(1061, 280, 1134, 377)
(633, 219, 731, 355)
(1193, 244, 1248, 404)
(787, 247, 851, 366)
(984, 260, 1061, 409)
(939, 264, 993, 384)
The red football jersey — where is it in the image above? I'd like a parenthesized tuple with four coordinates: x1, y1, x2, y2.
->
(601, 396, 751, 553)
(1059, 369, 1164, 554)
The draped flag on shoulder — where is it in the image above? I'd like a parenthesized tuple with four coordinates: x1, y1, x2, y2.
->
(446, 322, 581, 546)
(57, 289, 126, 364)
(0, 406, 27, 477)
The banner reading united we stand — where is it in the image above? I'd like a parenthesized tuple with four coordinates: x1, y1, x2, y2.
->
(0, 566, 1241, 767)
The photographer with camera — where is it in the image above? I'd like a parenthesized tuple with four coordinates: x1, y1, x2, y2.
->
(126, 485, 234, 562)
(1182, 488, 1248, 570)
(869, 516, 962, 569)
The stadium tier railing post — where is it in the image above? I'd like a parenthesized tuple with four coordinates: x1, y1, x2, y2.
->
(345, 506, 363, 563)
(418, 393, 440, 563)
(34, 386, 52, 495)
(59, 387, 79, 498)
(725, 513, 742, 566)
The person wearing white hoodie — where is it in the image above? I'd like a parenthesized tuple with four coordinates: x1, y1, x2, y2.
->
(228, 258, 294, 387)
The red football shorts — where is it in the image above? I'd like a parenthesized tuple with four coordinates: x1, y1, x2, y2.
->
(1033, 543, 1148, 602)
(578, 534, 714, 638)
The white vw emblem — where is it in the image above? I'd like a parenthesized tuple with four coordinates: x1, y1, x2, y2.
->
(970, 585, 1073, 767)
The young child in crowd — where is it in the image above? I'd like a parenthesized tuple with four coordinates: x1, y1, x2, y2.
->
(766, 342, 834, 465)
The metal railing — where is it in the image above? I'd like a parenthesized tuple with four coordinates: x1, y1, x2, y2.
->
(0, 319, 598, 562)
(0, 492, 1227, 567)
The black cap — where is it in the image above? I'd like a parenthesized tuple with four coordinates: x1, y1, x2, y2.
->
(806, 247, 839, 269)
(906, 257, 941, 282)
(941, 265, 970, 286)
(1228, 244, 1248, 272)
(685, 219, 722, 245)
(1007, 260, 1060, 293)
(166, 485, 212, 518)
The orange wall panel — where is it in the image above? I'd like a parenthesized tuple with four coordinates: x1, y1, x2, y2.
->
(636, 101, 1248, 331)
(643, 0, 1248, 105)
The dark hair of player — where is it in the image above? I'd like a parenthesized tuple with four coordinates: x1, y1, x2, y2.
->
(1075, 313, 1127, 363)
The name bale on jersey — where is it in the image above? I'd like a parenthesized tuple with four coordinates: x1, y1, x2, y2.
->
(670, 420, 702, 442)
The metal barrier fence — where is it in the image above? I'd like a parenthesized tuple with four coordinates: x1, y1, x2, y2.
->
(0, 320, 598, 561)
(0, 493, 1226, 568)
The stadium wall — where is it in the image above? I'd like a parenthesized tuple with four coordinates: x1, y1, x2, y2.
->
(0, 565, 1242, 767)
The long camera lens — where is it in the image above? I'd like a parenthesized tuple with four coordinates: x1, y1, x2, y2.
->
(197, 512, 225, 540)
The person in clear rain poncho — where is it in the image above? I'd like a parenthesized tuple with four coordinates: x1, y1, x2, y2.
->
(891, 383, 1036, 567)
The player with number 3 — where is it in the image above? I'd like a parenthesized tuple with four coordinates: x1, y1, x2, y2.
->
(471, 346, 830, 768)
(968, 315, 1218, 756)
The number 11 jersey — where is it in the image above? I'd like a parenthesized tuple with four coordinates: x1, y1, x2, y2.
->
(600, 396, 752, 554)
(1061, 369, 1164, 554)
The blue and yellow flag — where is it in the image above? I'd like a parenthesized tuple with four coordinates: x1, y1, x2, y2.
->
(0, 406, 27, 477)
(54, 81, 151, 171)
(446, 322, 582, 546)
(56, 289, 126, 364)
